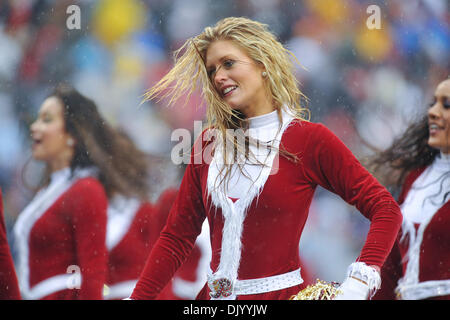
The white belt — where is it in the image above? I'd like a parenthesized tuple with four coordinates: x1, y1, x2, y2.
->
(208, 268, 303, 299)
(396, 279, 450, 300)
(22, 273, 81, 300)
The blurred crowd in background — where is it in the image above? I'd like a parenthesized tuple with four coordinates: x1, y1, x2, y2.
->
(0, 0, 448, 284)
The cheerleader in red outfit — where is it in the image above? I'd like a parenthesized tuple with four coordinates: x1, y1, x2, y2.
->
(129, 17, 402, 301)
(371, 79, 450, 300)
(102, 130, 210, 300)
(14, 84, 147, 300)
(0, 188, 21, 299)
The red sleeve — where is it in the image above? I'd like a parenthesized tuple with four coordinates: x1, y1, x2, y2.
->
(0, 189, 21, 300)
(301, 123, 403, 268)
(67, 178, 108, 300)
(131, 138, 206, 300)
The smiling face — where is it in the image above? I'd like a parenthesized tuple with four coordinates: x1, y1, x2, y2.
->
(428, 79, 450, 154)
(205, 40, 273, 118)
(30, 96, 75, 172)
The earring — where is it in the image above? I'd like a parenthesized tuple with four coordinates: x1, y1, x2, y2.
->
(67, 138, 74, 147)
(262, 71, 268, 78)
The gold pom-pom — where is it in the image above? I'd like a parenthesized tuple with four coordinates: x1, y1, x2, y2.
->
(289, 279, 341, 300)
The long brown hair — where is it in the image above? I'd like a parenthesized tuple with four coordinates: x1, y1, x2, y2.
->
(368, 115, 439, 190)
(32, 83, 150, 200)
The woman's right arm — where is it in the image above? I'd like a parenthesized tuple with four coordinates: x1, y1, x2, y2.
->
(130, 139, 207, 300)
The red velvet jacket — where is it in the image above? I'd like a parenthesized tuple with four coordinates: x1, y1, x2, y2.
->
(0, 189, 21, 299)
(154, 191, 314, 300)
(14, 174, 108, 300)
(131, 120, 402, 300)
(374, 167, 450, 300)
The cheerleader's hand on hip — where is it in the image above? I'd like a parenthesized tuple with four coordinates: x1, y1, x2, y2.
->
(333, 277, 369, 300)
(333, 262, 381, 300)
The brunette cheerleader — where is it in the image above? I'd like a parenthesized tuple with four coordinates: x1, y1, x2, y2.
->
(372, 78, 450, 300)
(14, 84, 151, 299)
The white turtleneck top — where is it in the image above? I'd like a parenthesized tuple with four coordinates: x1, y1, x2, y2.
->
(222, 110, 283, 199)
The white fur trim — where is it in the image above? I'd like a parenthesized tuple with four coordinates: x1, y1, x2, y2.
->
(106, 195, 141, 250)
(396, 279, 450, 300)
(13, 167, 97, 299)
(396, 157, 450, 300)
(397, 202, 444, 298)
(24, 273, 82, 300)
(206, 110, 295, 299)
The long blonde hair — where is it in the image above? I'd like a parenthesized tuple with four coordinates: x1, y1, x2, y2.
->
(145, 17, 309, 186)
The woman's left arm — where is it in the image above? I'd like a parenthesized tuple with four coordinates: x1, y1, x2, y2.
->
(302, 123, 403, 298)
